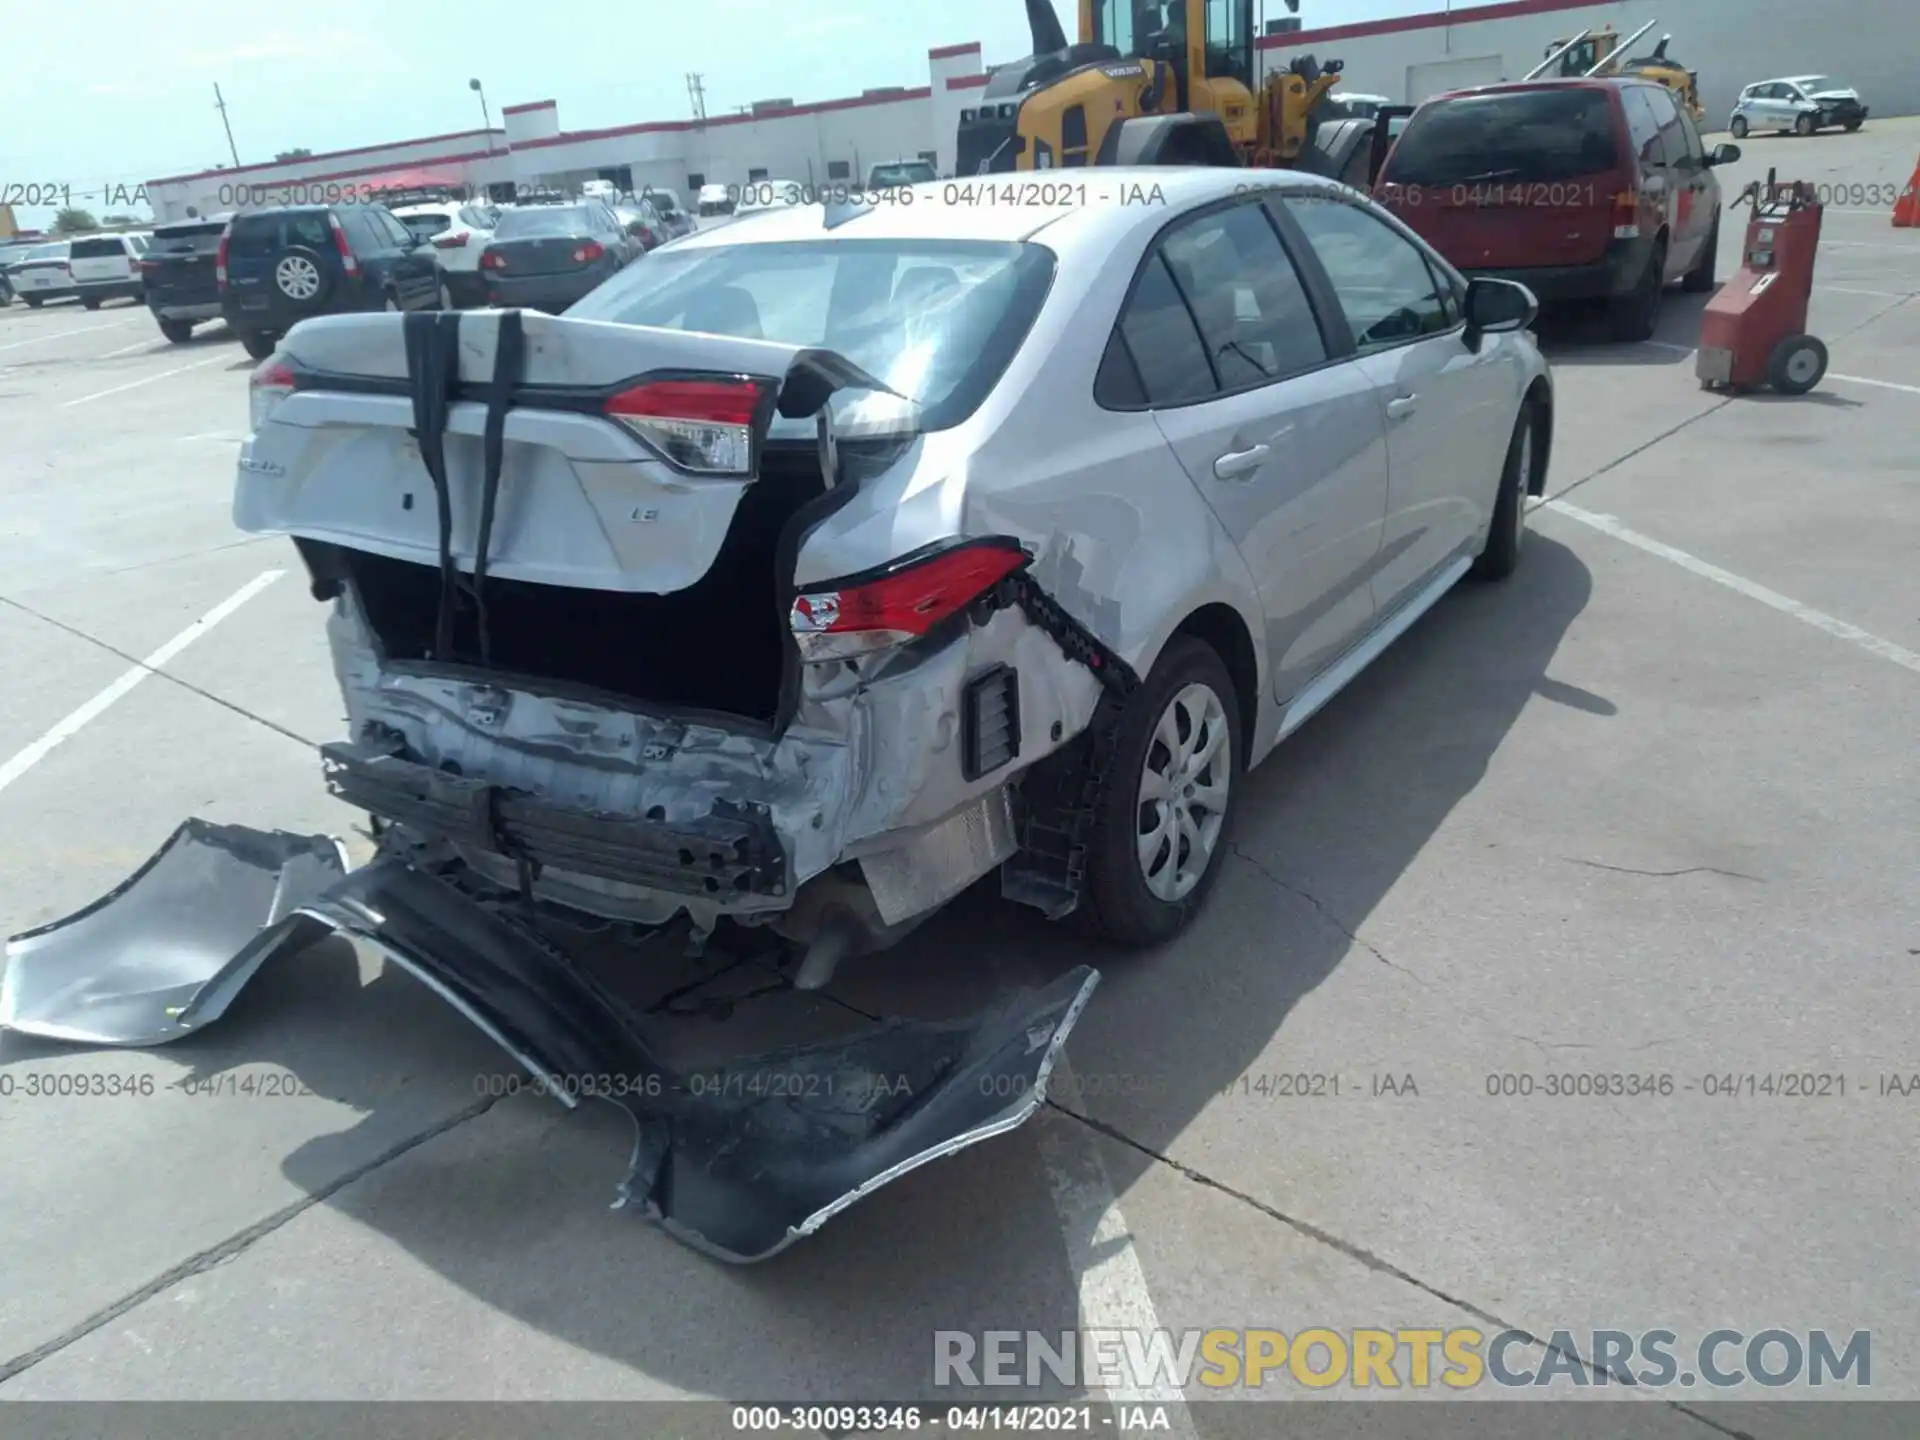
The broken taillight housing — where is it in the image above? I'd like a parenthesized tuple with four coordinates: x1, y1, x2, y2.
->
(248, 356, 297, 431)
(789, 538, 1031, 662)
(604, 376, 771, 476)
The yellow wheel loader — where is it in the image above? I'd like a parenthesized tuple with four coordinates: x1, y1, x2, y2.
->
(955, 0, 1356, 177)
(1534, 19, 1705, 123)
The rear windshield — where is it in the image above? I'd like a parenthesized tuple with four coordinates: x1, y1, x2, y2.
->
(397, 211, 454, 241)
(566, 238, 1055, 431)
(226, 211, 333, 257)
(494, 206, 596, 237)
(148, 224, 228, 256)
(69, 237, 129, 259)
(1384, 88, 1620, 186)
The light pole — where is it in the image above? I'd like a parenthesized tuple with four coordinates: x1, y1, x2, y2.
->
(470, 78, 495, 152)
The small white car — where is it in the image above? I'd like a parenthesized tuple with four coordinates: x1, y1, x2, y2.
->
(1729, 75, 1868, 137)
(695, 182, 735, 217)
(8, 241, 74, 306)
(67, 232, 150, 309)
(391, 200, 501, 308)
(1328, 91, 1393, 120)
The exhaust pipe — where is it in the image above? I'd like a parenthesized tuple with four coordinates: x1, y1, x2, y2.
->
(1583, 18, 1660, 76)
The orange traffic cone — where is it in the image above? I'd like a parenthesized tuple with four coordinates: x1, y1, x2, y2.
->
(1894, 160, 1920, 227)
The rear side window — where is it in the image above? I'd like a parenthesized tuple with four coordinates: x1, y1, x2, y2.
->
(1384, 88, 1621, 186)
(1158, 203, 1326, 388)
(1116, 257, 1217, 406)
(69, 237, 129, 259)
(1622, 88, 1666, 165)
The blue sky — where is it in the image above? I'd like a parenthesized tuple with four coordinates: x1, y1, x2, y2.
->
(0, 0, 1433, 230)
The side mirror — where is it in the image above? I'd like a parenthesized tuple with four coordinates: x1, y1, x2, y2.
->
(1707, 143, 1741, 166)
(1465, 276, 1537, 337)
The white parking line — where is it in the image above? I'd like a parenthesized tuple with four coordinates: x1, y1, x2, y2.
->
(98, 339, 165, 358)
(61, 353, 230, 408)
(1036, 1070, 1198, 1438)
(0, 319, 134, 353)
(1831, 372, 1920, 397)
(1543, 503, 1920, 676)
(0, 570, 284, 799)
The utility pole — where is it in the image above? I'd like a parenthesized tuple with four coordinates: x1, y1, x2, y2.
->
(687, 72, 708, 122)
(213, 83, 241, 168)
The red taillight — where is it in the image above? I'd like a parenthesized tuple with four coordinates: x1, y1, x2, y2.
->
(789, 540, 1031, 661)
(1611, 187, 1641, 240)
(604, 376, 769, 475)
(138, 259, 160, 272)
(329, 214, 358, 273)
(480, 249, 506, 270)
(248, 357, 297, 430)
(432, 231, 469, 248)
(215, 229, 230, 286)
(573, 240, 605, 263)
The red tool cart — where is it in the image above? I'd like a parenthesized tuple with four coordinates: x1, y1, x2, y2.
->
(1697, 169, 1829, 396)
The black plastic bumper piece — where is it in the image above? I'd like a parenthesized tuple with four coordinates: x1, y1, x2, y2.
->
(321, 742, 789, 900)
(306, 858, 1100, 1262)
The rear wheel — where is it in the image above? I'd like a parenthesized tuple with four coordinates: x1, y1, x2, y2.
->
(1080, 637, 1241, 946)
(1730, 115, 1750, 139)
(23, 295, 42, 308)
(82, 295, 101, 310)
(1608, 240, 1668, 342)
(1682, 213, 1720, 293)
(1794, 112, 1816, 136)
(158, 318, 194, 344)
(238, 330, 278, 360)
(1767, 335, 1828, 394)
(1844, 118, 1863, 132)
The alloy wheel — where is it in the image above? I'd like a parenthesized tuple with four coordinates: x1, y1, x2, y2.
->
(275, 255, 321, 301)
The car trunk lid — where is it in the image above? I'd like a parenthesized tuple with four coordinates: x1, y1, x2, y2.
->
(485, 235, 601, 276)
(144, 226, 225, 305)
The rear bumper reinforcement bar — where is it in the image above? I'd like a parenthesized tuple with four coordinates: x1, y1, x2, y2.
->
(322, 741, 790, 901)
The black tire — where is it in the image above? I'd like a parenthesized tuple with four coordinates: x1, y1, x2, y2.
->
(82, 295, 102, 310)
(1608, 240, 1668, 342)
(1473, 400, 1537, 582)
(23, 295, 42, 308)
(1079, 636, 1242, 946)
(1767, 334, 1828, 394)
(1682, 213, 1720, 293)
(1794, 112, 1815, 137)
(1844, 119, 1863, 132)
(238, 330, 278, 361)
(1730, 115, 1750, 139)
(158, 318, 195, 344)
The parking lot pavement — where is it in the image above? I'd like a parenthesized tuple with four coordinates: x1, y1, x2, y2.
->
(1, 124, 1916, 1430)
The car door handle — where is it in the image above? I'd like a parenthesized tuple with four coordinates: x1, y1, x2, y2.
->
(1386, 394, 1420, 420)
(1213, 443, 1271, 479)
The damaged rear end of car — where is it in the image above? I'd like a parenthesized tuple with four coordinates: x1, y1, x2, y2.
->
(5, 280, 1114, 1261)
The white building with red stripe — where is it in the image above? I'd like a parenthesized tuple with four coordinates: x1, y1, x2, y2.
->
(143, 0, 1910, 222)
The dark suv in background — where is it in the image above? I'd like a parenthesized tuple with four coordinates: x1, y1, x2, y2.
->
(219, 203, 442, 359)
(142, 215, 230, 342)
(1375, 79, 1739, 341)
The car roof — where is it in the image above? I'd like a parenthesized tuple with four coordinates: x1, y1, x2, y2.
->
(391, 201, 467, 215)
(673, 167, 1359, 249)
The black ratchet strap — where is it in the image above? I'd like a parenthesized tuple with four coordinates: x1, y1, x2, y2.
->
(403, 310, 464, 661)
(470, 308, 527, 665)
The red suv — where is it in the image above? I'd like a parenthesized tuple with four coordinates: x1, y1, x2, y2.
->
(1373, 79, 1741, 340)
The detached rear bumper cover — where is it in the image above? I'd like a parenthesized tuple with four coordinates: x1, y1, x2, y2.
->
(1, 822, 1098, 1264)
